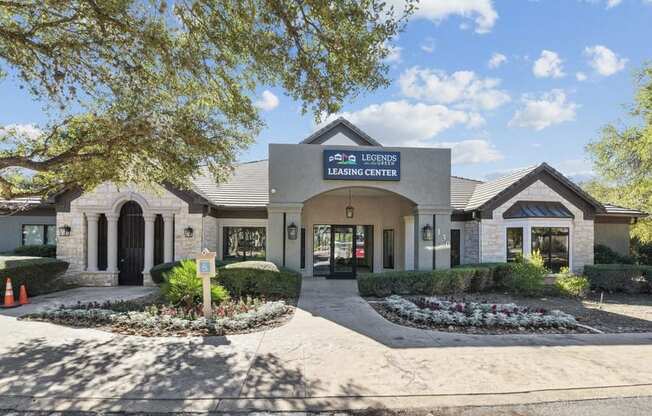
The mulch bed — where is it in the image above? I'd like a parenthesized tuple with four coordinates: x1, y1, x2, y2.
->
(368, 292, 652, 335)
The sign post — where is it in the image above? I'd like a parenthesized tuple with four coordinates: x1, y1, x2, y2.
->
(196, 248, 216, 318)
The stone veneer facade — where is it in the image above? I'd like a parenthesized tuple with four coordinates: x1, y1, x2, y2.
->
(57, 182, 206, 286)
(478, 180, 594, 273)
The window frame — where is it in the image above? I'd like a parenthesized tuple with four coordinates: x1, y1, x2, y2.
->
(531, 226, 570, 272)
(506, 227, 524, 263)
(383, 229, 395, 269)
(21, 224, 56, 246)
(222, 226, 267, 261)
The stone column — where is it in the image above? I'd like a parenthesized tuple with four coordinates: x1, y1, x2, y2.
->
(143, 213, 156, 286)
(86, 213, 99, 272)
(266, 203, 303, 272)
(414, 207, 434, 271)
(163, 214, 174, 263)
(402, 215, 415, 271)
(434, 212, 452, 270)
(106, 213, 119, 273)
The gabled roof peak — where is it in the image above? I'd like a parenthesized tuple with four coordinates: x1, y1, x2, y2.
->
(301, 117, 382, 147)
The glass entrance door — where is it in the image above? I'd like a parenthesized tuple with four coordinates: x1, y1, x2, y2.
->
(331, 225, 355, 278)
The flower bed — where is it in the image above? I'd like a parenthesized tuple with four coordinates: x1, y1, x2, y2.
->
(378, 295, 578, 333)
(23, 298, 293, 336)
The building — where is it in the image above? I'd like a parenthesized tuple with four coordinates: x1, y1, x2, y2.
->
(5, 118, 645, 285)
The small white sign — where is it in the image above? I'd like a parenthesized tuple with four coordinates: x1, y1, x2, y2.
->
(196, 249, 216, 318)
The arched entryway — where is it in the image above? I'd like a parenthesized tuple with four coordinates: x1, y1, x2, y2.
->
(118, 201, 145, 285)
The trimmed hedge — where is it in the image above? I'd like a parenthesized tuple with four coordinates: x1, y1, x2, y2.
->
(584, 264, 652, 293)
(217, 261, 301, 299)
(13, 244, 56, 258)
(594, 244, 634, 265)
(0, 256, 70, 298)
(358, 267, 494, 297)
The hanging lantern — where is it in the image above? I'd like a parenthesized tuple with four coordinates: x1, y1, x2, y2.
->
(422, 224, 433, 241)
(184, 226, 194, 238)
(58, 225, 71, 237)
(345, 189, 354, 219)
(287, 222, 298, 240)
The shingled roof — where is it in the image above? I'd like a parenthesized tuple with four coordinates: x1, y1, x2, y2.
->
(192, 160, 269, 207)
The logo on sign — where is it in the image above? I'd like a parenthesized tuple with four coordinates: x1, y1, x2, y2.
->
(323, 150, 400, 181)
(328, 153, 357, 165)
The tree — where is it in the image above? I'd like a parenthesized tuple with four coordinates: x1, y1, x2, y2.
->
(585, 65, 652, 242)
(0, 0, 414, 200)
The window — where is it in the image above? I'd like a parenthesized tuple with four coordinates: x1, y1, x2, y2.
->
(506, 227, 523, 262)
(223, 227, 266, 261)
(313, 225, 331, 275)
(383, 229, 395, 269)
(531, 227, 569, 272)
(22, 225, 56, 246)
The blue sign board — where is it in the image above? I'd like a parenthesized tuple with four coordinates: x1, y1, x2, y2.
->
(323, 150, 400, 181)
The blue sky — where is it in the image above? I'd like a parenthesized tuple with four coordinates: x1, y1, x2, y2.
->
(2, 0, 651, 182)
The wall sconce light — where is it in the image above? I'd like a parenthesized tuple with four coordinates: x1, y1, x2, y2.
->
(58, 225, 71, 237)
(184, 226, 194, 238)
(422, 224, 433, 241)
(345, 189, 354, 219)
(287, 222, 298, 240)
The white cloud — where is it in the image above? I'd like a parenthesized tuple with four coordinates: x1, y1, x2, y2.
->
(0, 123, 43, 140)
(421, 37, 436, 53)
(384, 43, 402, 63)
(584, 45, 627, 76)
(576, 72, 588, 81)
(398, 67, 510, 110)
(553, 158, 595, 182)
(324, 100, 484, 147)
(254, 90, 279, 111)
(532, 50, 565, 78)
(387, 0, 498, 34)
(509, 89, 578, 130)
(607, 0, 623, 7)
(433, 139, 503, 164)
(488, 53, 507, 69)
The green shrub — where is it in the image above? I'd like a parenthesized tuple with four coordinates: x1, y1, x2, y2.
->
(584, 264, 652, 293)
(455, 262, 515, 289)
(631, 239, 652, 266)
(357, 267, 494, 298)
(504, 252, 546, 297)
(150, 261, 181, 284)
(161, 260, 229, 308)
(554, 268, 589, 298)
(0, 256, 70, 297)
(594, 244, 634, 265)
(13, 244, 56, 258)
(217, 261, 301, 298)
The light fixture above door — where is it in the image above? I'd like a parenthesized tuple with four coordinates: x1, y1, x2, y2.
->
(345, 189, 354, 219)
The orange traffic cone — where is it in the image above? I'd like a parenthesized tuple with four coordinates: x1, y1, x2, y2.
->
(19, 284, 29, 305)
(1, 278, 19, 308)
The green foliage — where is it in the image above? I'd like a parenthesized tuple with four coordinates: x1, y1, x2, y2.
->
(0, 256, 70, 298)
(161, 260, 229, 308)
(357, 267, 495, 298)
(585, 65, 652, 243)
(584, 264, 652, 293)
(554, 268, 590, 298)
(594, 244, 634, 265)
(217, 261, 301, 299)
(505, 255, 547, 297)
(0, 0, 413, 200)
(13, 244, 56, 258)
(631, 238, 652, 265)
(150, 261, 182, 285)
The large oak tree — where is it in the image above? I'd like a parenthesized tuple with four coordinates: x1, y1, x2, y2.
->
(0, 0, 413, 200)
(585, 65, 652, 243)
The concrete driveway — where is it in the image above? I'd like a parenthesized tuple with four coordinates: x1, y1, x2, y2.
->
(1, 279, 651, 413)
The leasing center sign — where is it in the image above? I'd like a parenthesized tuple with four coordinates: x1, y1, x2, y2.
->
(323, 150, 400, 181)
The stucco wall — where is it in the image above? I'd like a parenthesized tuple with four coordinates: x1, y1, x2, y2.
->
(302, 192, 415, 275)
(269, 143, 451, 208)
(0, 213, 56, 253)
(595, 222, 630, 256)
(479, 180, 594, 273)
(57, 182, 202, 286)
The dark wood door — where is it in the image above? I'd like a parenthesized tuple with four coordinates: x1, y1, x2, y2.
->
(450, 229, 461, 267)
(118, 201, 145, 285)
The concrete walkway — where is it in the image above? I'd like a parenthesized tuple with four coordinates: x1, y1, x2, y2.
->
(0, 279, 651, 413)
